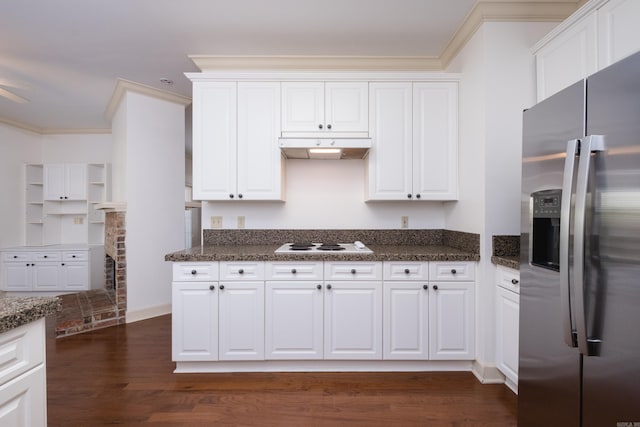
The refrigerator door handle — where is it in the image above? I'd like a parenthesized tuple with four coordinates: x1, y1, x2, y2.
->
(573, 134, 605, 356)
(560, 139, 579, 348)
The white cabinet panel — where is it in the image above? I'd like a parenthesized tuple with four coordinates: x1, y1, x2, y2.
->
(536, 12, 598, 101)
(325, 82, 368, 132)
(598, 0, 640, 68)
(383, 282, 429, 360)
(0, 364, 46, 427)
(192, 82, 237, 200)
(219, 262, 264, 281)
(265, 262, 323, 281)
(496, 285, 520, 391)
(265, 281, 324, 359)
(43, 163, 87, 201)
(237, 82, 283, 200)
(429, 262, 475, 281)
(3, 264, 31, 291)
(172, 262, 219, 282)
(218, 282, 265, 360)
(367, 82, 413, 200)
(281, 82, 324, 132)
(172, 282, 218, 361)
(428, 282, 475, 360)
(383, 261, 429, 281)
(43, 164, 65, 201)
(324, 281, 382, 359)
(61, 262, 89, 291)
(324, 262, 382, 281)
(413, 82, 458, 200)
(31, 262, 61, 291)
(65, 163, 88, 200)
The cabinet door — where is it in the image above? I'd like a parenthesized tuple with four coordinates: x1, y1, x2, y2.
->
(413, 82, 458, 200)
(64, 163, 87, 200)
(536, 12, 598, 101)
(325, 82, 368, 132)
(366, 83, 413, 200)
(0, 364, 46, 427)
(218, 281, 265, 360)
(598, 0, 640, 68)
(265, 281, 323, 360)
(428, 282, 475, 360)
(61, 262, 89, 290)
(43, 164, 66, 200)
(383, 282, 429, 360)
(2, 264, 32, 291)
(281, 82, 324, 132)
(31, 262, 61, 291)
(192, 82, 237, 200)
(496, 286, 520, 387)
(324, 281, 382, 359)
(237, 82, 283, 200)
(172, 282, 218, 361)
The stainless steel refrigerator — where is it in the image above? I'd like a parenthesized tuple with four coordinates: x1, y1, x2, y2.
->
(520, 51, 640, 426)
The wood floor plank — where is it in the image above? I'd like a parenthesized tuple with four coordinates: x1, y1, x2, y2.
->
(46, 315, 517, 426)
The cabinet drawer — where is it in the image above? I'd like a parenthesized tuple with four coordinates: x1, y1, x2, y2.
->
(265, 262, 323, 280)
(172, 263, 219, 282)
(429, 262, 475, 281)
(497, 266, 520, 294)
(383, 261, 429, 281)
(220, 262, 264, 280)
(0, 318, 45, 386)
(62, 251, 88, 262)
(324, 262, 382, 281)
(2, 253, 31, 262)
(33, 252, 61, 262)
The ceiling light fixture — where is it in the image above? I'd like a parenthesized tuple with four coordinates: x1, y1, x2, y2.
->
(159, 78, 174, 85)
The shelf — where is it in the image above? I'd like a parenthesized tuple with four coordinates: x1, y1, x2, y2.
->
(27, 202, 44, 205)
(89, 182, 105, 185)
(89, 221, 105, 224)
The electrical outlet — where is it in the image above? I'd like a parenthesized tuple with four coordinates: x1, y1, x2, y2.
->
(237, 216, 245, 229)
(401, 216, 409, 228)
(74, 216, 84, 225)
(210, 216, 222, 229)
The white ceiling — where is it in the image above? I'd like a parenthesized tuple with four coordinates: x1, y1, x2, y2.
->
(0, 0, 578, 132)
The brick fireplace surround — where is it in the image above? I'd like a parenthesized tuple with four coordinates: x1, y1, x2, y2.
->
(55, 211, 126, 337)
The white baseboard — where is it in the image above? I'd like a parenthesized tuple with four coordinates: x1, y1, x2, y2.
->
(471, 360, 505, 384)
(126, 303, 171, 324)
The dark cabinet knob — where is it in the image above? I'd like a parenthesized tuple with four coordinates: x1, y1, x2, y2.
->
(407, 194, 412, 199)
(423, 284, 428, 290)
(451, 269, 457, 274)
(512, 279, 519, 285)
(13, 255, 17, 259)
(229, 194, 234, 199)
(44, 255, 48, 258)
(219, 285, 225, 290)
(61, 263, 65, 266)
(316, 284, 322, 290)
(433, 285, 439, 290)
(327, 284, 332, 290)
(291, 269, 297, 274)
(327, 124, 332, 130)
(26, 263, 30, 266)
(238, 194, 243, 199)
(238, 269, 244, 274)
(72, 255, 76, 258)
(319, 124, 323, 129)
(404, 268, 410, 274)
(209, 285, 215, 290)
(59, 196, 63, 200)
(350, 269, 356, 274)
(416, 194, 421, 199)
(191, 269, 197, 275)
(64, 196, 68, 199)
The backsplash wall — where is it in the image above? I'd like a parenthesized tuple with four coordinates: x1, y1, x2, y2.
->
(201, 159, 449, 230)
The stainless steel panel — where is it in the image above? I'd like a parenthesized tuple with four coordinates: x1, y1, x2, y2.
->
(519, 80, 585, 427)
(582, 51, 640, 427)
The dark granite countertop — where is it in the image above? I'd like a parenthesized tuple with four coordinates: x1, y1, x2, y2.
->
(491, 235, 520, 270)
(0, 295, 61, 334)
(491, 255, 520, 270)
(165, 244, 479, 263)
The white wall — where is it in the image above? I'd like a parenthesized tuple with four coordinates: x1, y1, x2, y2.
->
(111, 102, 127, 203)
(42, 133, 113, 163)
(202, 159, 447, 230)
(0, 124, 42, 248)
(120, 91, 185, 322)
(445, 21, 557, 377)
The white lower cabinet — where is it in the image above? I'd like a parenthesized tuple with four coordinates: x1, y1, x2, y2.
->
(0, 318, 47, 427)
(495, 266, 520, 393)
(218, 281, 265, 360)
(324, 281, 382, 360)
(383, 281, 429, 359)
(428, 281, 475, 360)
(172, 281, 219, 361)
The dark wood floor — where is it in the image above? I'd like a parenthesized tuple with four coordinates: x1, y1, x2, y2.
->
(45, 315, 517, 426)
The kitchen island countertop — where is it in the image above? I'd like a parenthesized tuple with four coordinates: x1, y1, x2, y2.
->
(0, 295, 61, 334)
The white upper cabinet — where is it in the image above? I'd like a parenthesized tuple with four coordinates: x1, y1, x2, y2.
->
(367, 82, 458, 201)
(192, 81, 283, 201)
(281, 82, 368, 136)
(535, 0, 640, 101)
(597, 0, 640, 68)
(43, 163, 87, 201)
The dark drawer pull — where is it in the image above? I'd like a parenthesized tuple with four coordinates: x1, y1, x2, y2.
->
(423, 284, 428, 290)
(238, 269, 244, 274)
(404, 268, 410, 274)
(511, 279, 519, 285)
(433, 285, 439, 290)
(291, 269, 297, 274)
(350, 269, 356, 274)
(209, 285, 216, 290)
(450, 269, 457, 274)
(191, 270, 197, 275)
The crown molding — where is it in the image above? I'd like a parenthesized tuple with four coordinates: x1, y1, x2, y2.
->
(105, 78, 192, 121)
(0, 117, 43, 134)
(191, 1, 580, 72)
(0, 117, 111, 135)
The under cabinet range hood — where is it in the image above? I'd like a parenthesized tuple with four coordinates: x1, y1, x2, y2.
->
(278, 138, 371, 160)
